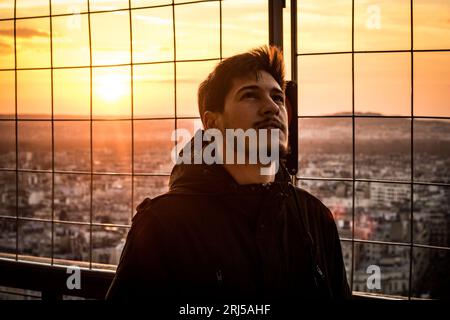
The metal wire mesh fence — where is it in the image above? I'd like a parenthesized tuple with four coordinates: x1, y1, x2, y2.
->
(0, 0, 449, 299)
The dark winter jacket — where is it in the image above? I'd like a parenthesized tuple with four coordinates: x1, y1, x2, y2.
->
(106, 156, 351, 301)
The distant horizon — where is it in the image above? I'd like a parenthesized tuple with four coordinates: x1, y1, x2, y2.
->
(1, 111, 449, 122)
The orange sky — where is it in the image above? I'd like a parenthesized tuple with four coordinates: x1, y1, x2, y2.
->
(0, 0, 449, 118)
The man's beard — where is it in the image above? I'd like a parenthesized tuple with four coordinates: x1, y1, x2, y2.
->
(279, 143, 289, 159)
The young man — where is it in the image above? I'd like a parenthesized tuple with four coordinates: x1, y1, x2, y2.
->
(106, 46, 351, 300)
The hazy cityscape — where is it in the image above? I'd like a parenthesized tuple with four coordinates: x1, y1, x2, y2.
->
(0, 115, 449, 299)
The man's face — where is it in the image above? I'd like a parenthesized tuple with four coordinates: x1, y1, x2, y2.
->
(216, 70, 289, 156)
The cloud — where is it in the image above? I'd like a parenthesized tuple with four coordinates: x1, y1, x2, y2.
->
(0, 28, 49, 39)
(0, 29, 13, 37)
(0, 42, 12, 53)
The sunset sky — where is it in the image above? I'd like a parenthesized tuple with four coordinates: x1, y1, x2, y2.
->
(0, 0, 449, 118)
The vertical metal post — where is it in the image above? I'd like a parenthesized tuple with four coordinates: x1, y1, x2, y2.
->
(87, 0, 94, 269)
(128, 0, 135, 224)
(269, 0, 285, 50)
(408, 0, 414, 300)
(351, 0, 356, 294)
(49, 0, 55, 266)
(172, 1, 178, 175)
(290, 0, 297, 83)
(13, 0, 19, 262)
(288, 0, 299, 177)
(219, 0, 223, 61)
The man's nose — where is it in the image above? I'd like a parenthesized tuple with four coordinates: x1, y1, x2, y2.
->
(259, 95, 281, 116)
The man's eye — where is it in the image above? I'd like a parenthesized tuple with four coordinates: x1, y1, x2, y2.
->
(242, 92, 258, 100)
(273, 95, 284, 104)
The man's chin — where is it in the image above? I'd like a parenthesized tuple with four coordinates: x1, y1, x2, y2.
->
(254, 141, 289, 158)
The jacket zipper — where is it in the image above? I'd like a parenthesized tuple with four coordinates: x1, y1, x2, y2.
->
(216, 269, 223, 287)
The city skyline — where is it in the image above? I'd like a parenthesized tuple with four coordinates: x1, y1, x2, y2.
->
(1, 131, 449, 298)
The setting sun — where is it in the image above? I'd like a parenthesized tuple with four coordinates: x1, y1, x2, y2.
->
(94, 73, 129, 103)
(92, 66, 131, 117)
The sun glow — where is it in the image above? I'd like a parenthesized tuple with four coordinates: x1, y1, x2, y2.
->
(94, 73, 129, 102)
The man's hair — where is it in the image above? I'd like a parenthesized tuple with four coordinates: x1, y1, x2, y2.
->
(198, 45, 285, 123)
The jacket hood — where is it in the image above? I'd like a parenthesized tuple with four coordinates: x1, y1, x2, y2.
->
(168, 130, 291, 195)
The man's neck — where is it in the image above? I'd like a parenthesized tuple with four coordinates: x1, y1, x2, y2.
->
(222, 163, 275, 185)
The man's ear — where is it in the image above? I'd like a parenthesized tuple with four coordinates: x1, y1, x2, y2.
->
(203, 111, 221, 130)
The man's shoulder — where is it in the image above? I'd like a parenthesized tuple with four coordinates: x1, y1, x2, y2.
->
(134, 192, 177, 212)
(291, 185, 335, 223)
(292, 185, 329, 209)
(132, 193, 178, 219)
(131, 191, 211, 226)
